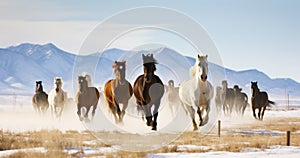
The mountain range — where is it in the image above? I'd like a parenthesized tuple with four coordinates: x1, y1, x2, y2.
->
(0, 43, 299, 99)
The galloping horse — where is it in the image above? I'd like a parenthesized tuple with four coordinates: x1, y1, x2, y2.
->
(76, 75, 100, 121)
(104, 61, 133, 124)
(251, 81, 275, 120)
(165, 80, 181, 117)
(233, 85, 248, 116)
(32, 81, 49, 114)
(222, 80, 235, 116)
(48, 77, 67, 119)
(179, 55, 214, 131)
(133, 54, 164, 131)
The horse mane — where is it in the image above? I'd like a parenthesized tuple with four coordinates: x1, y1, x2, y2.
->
(36, 81, 44, 92)
(142, 54, 157, 72)
(82, 72, 92, 87)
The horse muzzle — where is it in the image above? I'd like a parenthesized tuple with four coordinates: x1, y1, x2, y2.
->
(201, 74, 207, 81)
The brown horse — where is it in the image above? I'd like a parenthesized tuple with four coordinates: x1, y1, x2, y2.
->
(104, 61, 133, 124)
(133, 54, 164, 131)
(233, 85, 249, 116)
(76, 75, 100, 121)
(251, 81, 275, 120)
(32, 81, 49, 114)
(222, 80, 235, 116)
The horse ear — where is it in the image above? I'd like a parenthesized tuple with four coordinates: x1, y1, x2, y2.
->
(205, 55, 208, 58)
(198, 54, 200, 58)
(150, 54, 153, 57)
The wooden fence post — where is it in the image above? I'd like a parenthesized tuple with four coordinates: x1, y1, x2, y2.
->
(218, 120, 221, 137)
(287, 131, 290, 146)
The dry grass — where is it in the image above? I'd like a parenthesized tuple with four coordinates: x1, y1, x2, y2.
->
(0, 117, 299, 157)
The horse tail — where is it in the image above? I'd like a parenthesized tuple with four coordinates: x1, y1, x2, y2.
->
(268, 100, 275, 106)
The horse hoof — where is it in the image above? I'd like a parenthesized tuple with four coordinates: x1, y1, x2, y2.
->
(193, 127, 198, 131)
(151, 126, 157, 131)
(79, 117, 83, 121)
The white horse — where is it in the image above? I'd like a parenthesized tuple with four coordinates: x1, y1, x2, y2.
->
(179, 55, 214, 130)
(48, 77, 67, 119)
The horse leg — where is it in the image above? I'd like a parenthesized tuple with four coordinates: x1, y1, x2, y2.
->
(197, 107, 203, 126)
(91, 104, 97, 120)
(85, 106, 91, 119)
(252, 106, 257, 119)
(152, 102, 160, 131)
(186, 105, 197, 131)
(120, 102, 128, 122)
(258, 107, 262, 120)
(261, 105, 266, 121)
(77, 104, 83, 121)
(144, 104, 153, 127)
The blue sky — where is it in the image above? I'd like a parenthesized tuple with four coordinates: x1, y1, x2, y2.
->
(1, 0, 300, 82)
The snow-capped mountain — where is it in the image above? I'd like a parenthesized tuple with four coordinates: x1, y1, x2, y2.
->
(0, 43, 299, 98)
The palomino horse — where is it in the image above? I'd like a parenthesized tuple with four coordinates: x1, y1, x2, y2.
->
(165, 80, 181, 117)
(233, 85, 249, 116)
(251, 81, 275, 120)
(76, 75, 100, 121)
(133, 54, 164, 131)
(221, 80, 235, 116)
(32, 81, 49, 114)
(179, 55, 214, 131)
(104, 61, 133, 124)
(48, 77, 67, 119)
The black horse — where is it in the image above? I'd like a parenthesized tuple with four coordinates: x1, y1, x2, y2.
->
(133, 54, 164, 131)
(251, 81, 275, 120)
(32, 81, 49, 114)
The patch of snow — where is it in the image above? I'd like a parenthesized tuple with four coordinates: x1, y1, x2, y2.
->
(149, 145, 300, 158)
(0, 147, 46, 157)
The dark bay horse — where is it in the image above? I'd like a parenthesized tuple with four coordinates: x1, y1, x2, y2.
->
(133, 54, 164, 131)
(76, 75, 100, 121)
(104, 61, 133, 124)
(32, 81, 49, 114)
(251, 81, 275, 120)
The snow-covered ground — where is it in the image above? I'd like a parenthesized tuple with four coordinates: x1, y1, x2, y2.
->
(149, 146, 300, 158)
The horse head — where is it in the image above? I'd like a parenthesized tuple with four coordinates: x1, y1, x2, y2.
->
(78, 76, 88, 93)
(233, 85, 242, 93)
(35, 81, 43, 92)
(113, 60, 126, 85)
(54, 77, 63, 92)
(168, 80, 174, 87)
(142, 54, 157, 83)
(196, 54, 208, 82)
(251, 81, 259, 97)
(222, 80, 228, 90)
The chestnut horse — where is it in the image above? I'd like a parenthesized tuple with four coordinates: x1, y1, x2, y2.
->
(76, 75, 100, 121)
(251, 81, 275, 120)
(32, 81, 49, 114)
(133, 54, 164, 131)
(104, 61, 133, 124)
